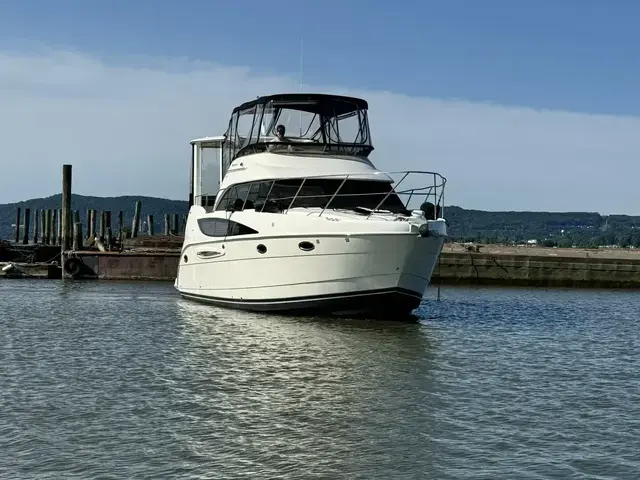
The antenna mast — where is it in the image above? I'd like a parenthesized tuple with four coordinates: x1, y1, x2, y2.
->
(299, 37, 304, 136)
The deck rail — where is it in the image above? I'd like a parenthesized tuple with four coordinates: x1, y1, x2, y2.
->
(227, 170, 447, 220)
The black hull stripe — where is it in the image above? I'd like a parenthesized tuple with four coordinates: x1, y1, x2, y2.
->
(179, 287, 425, 316)
(179, 287, 423, 306)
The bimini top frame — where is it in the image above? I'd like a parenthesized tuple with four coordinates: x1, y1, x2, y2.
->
(221, 93, 374, 172)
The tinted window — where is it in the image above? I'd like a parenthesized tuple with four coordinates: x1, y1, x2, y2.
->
(216, 179, 407, 213)
(198, 218, 258, 237)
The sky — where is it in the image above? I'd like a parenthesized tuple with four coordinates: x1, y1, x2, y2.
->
(0, 0, 639, 214)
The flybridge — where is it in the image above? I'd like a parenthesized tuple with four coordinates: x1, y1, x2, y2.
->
(222, 93, 374, 162)
(188, 93, 376, 210)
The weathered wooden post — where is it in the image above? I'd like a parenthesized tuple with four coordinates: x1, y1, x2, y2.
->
(39, 209, 45, 244)
(117, 211, 124, 245)
(147, 214, 154, 236)
(61, 164, 72, 251)
(57, 209, 62, 245)
(164, 214, 170, 236)
(51, 210, 58, 245)
(172, 213, 179, 235)
(73, 222, 83, 251)
(48, 209, 53, 245)
(105, 227, 112, 251)
(88, 209, 96, 241)
(50, 209, 55, 245)
(131, 201, 141, 238)
(14, 208, 21, 243)
(22, 208, 31, 245)
(33, 209, 40, 244)
(84, 210, 90, 240)
(104, 211, 112, 248)
(181, 214, 187, 234)
(43, 210, 49, 245)
(99, 210, 106, 242)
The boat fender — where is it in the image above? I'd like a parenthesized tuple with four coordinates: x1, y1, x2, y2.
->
(63, 257, 83, 277)
(418, 223, 430, 237)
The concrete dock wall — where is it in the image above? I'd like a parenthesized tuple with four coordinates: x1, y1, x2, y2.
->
(432, 250, 640, 288)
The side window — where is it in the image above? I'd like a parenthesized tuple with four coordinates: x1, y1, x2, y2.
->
(215, 185, 249, 211)
(214, 187, 235, 211)
(197, 218, 258, 237)
(215, 182, 274, 211)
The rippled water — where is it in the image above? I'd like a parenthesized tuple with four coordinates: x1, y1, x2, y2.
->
(1, 280, 639, 479)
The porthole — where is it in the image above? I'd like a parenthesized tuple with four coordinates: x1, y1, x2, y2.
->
(257, 244, 267, 254)
(299, 241, 315, 252)
(183, 255, 188, 263)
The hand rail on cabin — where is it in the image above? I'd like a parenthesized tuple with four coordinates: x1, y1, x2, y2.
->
(221, 170, 447, 219)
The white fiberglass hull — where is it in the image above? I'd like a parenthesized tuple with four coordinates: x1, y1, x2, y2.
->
(175, 210, 447, 317)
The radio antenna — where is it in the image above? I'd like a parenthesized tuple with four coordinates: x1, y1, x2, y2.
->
(299, 37, 304, 136)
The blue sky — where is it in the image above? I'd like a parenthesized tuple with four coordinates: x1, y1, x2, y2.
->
(2, 0, 638, 115)
(0, 1, 638, 213)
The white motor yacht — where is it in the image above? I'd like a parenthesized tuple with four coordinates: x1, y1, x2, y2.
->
(175, 93, 448, 317)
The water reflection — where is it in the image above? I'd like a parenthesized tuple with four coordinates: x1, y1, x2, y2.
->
(173, 298, 440, 476)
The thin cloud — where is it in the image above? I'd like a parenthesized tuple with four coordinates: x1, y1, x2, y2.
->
(0, 49, 638, 214)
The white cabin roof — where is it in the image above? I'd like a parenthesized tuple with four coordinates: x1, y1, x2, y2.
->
(190, 136, 225, 148)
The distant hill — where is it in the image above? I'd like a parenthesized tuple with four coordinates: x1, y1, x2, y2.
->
(2, 195, 640, 248)
(0, 194, 188, 240)
(444, 205, 640, 248)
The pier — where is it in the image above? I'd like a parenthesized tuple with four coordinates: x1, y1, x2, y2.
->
(1, 165, 185, 280)
(432, 243, 640, 289)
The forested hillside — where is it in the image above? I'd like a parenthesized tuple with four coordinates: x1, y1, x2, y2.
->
(445, 206, 640, 248)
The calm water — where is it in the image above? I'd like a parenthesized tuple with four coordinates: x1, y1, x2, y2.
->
(1, 280, 638, 479)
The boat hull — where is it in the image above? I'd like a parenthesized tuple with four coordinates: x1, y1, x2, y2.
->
(175, 230, 445, 318)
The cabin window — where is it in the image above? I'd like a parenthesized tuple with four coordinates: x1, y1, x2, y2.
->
(197, 218, 258, 237)
(214, 179, 407, 213)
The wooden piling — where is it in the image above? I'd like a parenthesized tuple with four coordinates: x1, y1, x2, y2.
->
(104, 211, 112, 249)
(117, 211, 124, 245)
(164, 214, 170, 235)
(33, 209, 40, 244)
(51, 210, 58, 246)
(39, 209, 45, 245)
(73, 222, 82, 251)
(58, 209, 63, 245)
(172, 213, 179, 235)
(147, 214, 154, 236)
(88, 209, 96, 240)
(50, 209, 55, 244)
(14, 207, 21, 244)
(181, 214, 187, 234)
(61, 164, 72, 251)
(50, 209, 55, 245)
(22, 208, 31, 245)
(99, 210, 106, 242)
(84, 210, 90, 240)
(43, 210, 49, 245)
(131, 201, 141, 238)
